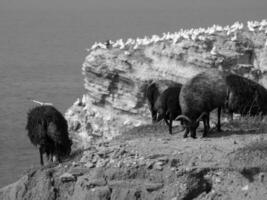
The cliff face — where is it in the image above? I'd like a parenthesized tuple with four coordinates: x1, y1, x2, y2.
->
(66, 20, 267, 148)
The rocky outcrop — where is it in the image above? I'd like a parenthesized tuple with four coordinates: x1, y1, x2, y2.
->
(2, 125, 267, 200)
(66, 20, 267, 147)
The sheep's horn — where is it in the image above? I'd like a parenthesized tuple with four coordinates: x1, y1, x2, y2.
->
(196, 112, 207, 123)
(175, 115, 192, 123)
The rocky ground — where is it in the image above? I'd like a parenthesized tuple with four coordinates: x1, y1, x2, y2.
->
(1, 120, 267, 200)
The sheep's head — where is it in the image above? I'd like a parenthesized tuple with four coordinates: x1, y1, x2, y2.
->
(47, 122, 72, 157)
(176, 112, 207, 138)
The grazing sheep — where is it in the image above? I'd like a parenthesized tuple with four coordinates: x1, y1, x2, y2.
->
(225, 74, 267, 117)
(154, 85, 182, 134)
(26, 105, 72, 165)
(176, 70, 227, 138)
(146, 80, 181, 123)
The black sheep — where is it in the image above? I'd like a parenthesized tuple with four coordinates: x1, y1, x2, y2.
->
(176, 70, 227, 138)
(154, 85, 182, 134)
(146, 80, 181, 123)
(225, 73, 267, 117)
(26, 105, 72, 165)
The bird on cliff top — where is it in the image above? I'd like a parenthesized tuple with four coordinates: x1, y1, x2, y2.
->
(248, 21, 260, 32)
(125, 38, 135, 46)
(206, 27, 215, 35)
(151, 35, 160, 43)
(91, 42, 99, 50)
(215, 25, 223, 32)
(142, 36, 151, 45)
(261, 19, 267, 26)
(191, 32, 198, 41)
(32, 100, 53, 106)
(259, 19, 267, 31)
(231, 21, 243, 32)
(113, 39, 124, 49)
(172, 33, 181, 44)
(247, 21, 255, 32)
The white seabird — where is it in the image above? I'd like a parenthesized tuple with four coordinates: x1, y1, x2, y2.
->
(91, 42, 100, 50)
(32, 100, 53, 106)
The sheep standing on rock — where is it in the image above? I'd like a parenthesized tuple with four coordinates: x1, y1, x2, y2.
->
(146, 80, 183, 134)
(225, 73, 267, 117)
(154, 85, 182, 134)
(26, 105, 72, 165)
(176, 70, 227, 138)
(146, 80, 181, 122)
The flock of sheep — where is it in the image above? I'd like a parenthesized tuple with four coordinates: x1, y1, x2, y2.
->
(25, 69, 267, 166)
(146, 70, 267, 138)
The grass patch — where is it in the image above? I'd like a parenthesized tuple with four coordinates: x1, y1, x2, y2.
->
(224, 114, 267, 134)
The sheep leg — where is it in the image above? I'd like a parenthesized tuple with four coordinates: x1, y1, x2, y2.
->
(216, 107, 222, 132)
(202, 115, 209, 137)
(206, 113, 210, 130)
(168, 114, 173, 135)
(164, 117, 170, 126)
(190, 129, 197, 139)
(183, 128, 189, 138)
(39, 148, 44, 166)
(151, 110, 157, 124)
(57, 155, 61, 163)
(46, 153, 51, 163)
(229, 112, 233, 121)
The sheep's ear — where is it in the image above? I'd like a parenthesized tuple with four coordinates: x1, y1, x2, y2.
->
(175, 115, 191, 123)
(196, 112, 207, 123)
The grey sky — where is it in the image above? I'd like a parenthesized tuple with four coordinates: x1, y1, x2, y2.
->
(1, 0, 266, 27)
(1, 0, 266, 11)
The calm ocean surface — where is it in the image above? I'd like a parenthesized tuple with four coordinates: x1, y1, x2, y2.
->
(0, 0, 266, 187)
